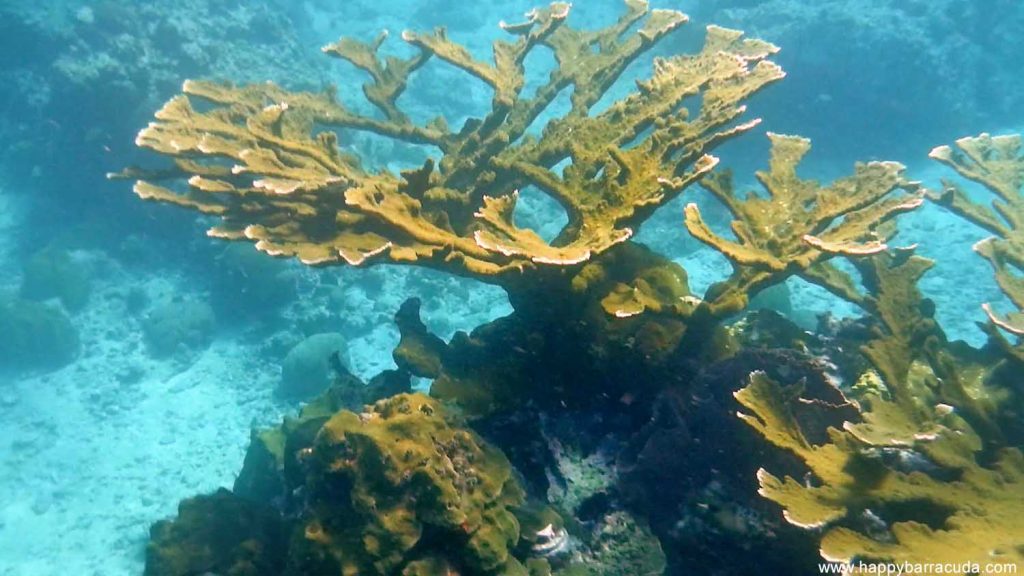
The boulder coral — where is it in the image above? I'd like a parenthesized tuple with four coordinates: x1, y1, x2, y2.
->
(20, 247, 92, 312)
(158, 389, 555, 575)
(293, 393, 529, 575)
(141, 299, 216, 358)
(0, 297, 79, 372)
(278, 332, 349, 399)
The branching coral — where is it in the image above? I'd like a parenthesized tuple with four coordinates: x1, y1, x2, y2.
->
(685, 133, 924, 317)
(851, 250, 937, 394)
(930, 133, 1024, 346)
(114, 0, 782, 284)
(732, 247, 1023, 570)
(121, 3, 1024, 574)
(735, 371, 1024, 571)
(850, 250, 1005, 446)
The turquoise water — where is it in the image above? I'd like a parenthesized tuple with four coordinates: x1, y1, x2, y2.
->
(0, 1, 1022, 574)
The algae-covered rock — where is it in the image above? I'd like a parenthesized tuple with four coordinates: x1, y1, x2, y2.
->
(146, 488, 288, 576)
(289, 393, 529, 575)
(178, 391, 536, 575)
(0, 298, 79, 371)
(235, 371, 369, 504)
(577, 511, 666, 576)
(20, 248, 92, 312)
(278, 332, 349, 399)
(142, 299, 215, 358)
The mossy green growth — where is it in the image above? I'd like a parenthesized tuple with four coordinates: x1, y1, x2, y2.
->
(164, 384, 541, 576)
(20, 247, 91, 312)
(146, 488, 288, 576)
(577, 511, 666, 576)
(0, 297, 79, 371)
(292, 393, 530, 575)
(234, 372, 365, 503)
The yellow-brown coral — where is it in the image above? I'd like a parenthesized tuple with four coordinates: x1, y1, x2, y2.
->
(735, 372, 1024, 572)
(114, 1, 783, 285)
(930, 133, 1024, 341)
(685, 133, 924, 317)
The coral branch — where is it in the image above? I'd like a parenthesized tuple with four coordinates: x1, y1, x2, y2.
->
(322, 31, 432, 126)
(686, 133, 924, 316)
(736, 372, 1024, 568)
(114, 1, 781, 287)
(930, 133, 1024, 338)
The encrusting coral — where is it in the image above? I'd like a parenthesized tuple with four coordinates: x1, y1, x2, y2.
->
(290, 393, 531, 575)
(146, 488, 288, 576)
(157, 388, 556, 576)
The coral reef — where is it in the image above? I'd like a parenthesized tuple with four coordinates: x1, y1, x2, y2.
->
(118, 2, 1024, 575)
